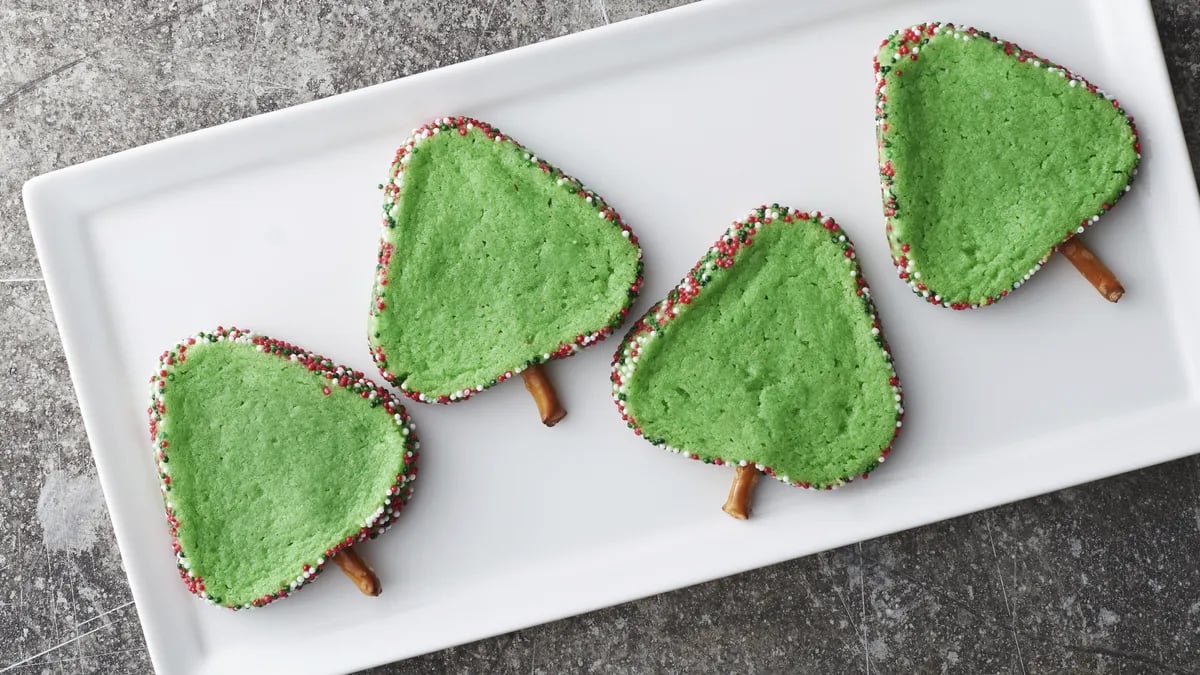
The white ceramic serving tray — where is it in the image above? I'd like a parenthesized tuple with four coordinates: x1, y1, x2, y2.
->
(24, 0, 1200, 672)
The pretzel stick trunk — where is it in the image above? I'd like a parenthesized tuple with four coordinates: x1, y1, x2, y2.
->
(522, 364, 567, 427)
(722, 464, 761, 520)
(1059, 239, 1124, 303)
(335, 548, 381, 596)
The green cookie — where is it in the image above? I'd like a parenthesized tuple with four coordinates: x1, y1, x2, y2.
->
(876, 22, 1140, 308)
(612, 206, 903, 494)
(148, 327, 417, 609)
(369, 117, 643, 404)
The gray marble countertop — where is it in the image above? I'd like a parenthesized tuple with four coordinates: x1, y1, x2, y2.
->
(2, 1, 1199, 673)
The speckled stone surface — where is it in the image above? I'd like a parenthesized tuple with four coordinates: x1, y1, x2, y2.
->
(2, 1, 1199, 673)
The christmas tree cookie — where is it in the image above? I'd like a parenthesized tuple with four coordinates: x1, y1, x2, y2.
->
(148, 327, 419, 608)
(612, 206, 903, 519)
(369, 117, 643, 425)
(875, 22, 1140, 308)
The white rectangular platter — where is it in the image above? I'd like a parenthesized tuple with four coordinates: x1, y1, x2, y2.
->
(23, 0, 1200, 673)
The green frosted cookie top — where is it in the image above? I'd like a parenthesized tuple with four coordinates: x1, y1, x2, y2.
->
(612, 206, 903, 490)
(149, 328, 418, 609)
(369, 117, 643, 402)
(876, 22, 1140, 308)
